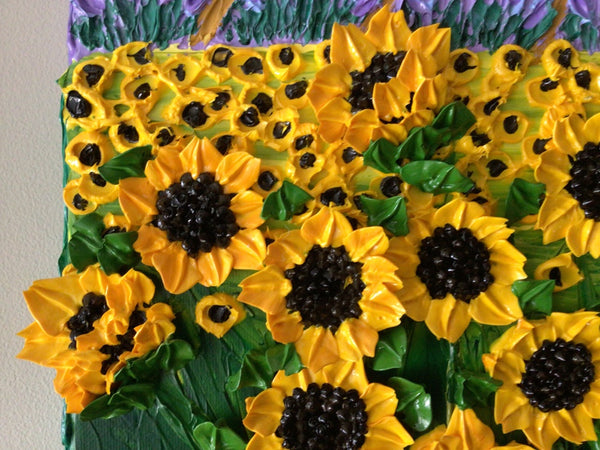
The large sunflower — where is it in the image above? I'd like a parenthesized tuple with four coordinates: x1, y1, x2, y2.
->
(119, 137, 266, 293)
(535, 112, 600, 257)
(238, 207, 405, 372)
(411, 407, 533, 450)
(307, 5, 451, 151)
(483, 312, 600, 449)
(243, 360, 414, 449)
(387, 198, 526, 343)
(17, 264, 175, 412)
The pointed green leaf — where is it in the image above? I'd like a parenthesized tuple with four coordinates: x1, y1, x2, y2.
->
(363, 138, 402, 174)
(505, 178, 545, 224)
(98, 145, 153, 184)
(369, 326, 407, 371)
(360, 195, 409, 236)
(512, 279, 555, 319)
(400, 160, 473, 194)
(193, 422, 246, 450)
(387, 377, 432, 432)
(97, 231, 141, 274)
(80, 384, 156, 421)
(575, 254, 600, 309)
(261, 180, 313, 220)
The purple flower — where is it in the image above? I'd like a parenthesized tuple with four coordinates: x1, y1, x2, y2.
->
(71, 0, 105, 16)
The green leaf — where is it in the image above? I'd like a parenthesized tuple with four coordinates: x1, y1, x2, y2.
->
(363, 138, 402, 174)
(193, 422, 246, 450)
(98, 145, 153, 184)
(68, 232, 102, 271)
(447, 369, 500, 409)
(261, 180, 313, 221)
(387, 377, 432, 432)
(360, 195, 409, 236)
(512, 279, 555, 318)
(576, 254, 600, 310)
(505, 178, 545, 224)
(266, 342, 303, 376)
(114, 339, 195, 385)
(369, 326, 407, 371)
(97, 231, 141, 274)
(80, 384, 156, 421)
(400, 160, 473, 194)
(430, 101, 477, 138)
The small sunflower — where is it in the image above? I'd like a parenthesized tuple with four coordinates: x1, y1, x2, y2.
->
(307, 5, 451, 151)
(195, 292, 246, 338)
(387, 198, 525, 343)
(483, 312, 600, 449)
(118, 137, 266, 293)
(238, 207, 405, 372)
(535, 112, 600, 257)
(243, 360, 414, 449)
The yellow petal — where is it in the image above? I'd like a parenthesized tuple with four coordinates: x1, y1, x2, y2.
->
(407, 24, 451, 76)
(266, 309, 303, 344)
(195, 246, 234, 287)
(445, 408, 495, 450)
(360, 283, 405, 331)
(307, 63, 351, 111)
(433, 198, 484, 230)
(134, 225, 171, 266)
(215, 152, 261, 194)
(336, 318, 379, 361)
(179, 137, 224, 177)
(425, 296, 472, 343)
(23, 274, 84, 336)
(362, 416, 414, 449)
(105, 268, 155, 314)
(553, 114, 586, 156)
(319, 360, 369, 392)
(246, 434, 283, 450)
(386, 236, 421, 279)
(373, 78, 411, 122)
(238, 266, 291, 315)
(17, 322, 70, 366)
(470, 283, 522, 326)
(315, 97, 351, 143)
(345, 109, 380, 150)
(229, 190, 264, 229)
(365, 5, 411, 52)
(243, 388, 286, 436)
(330, 23, 377, 73)
(195, 293, 245, 338)
(395, 276, 431, 321)
(361, 382, 398, 425)
(534, 252, 583, 292)
(468, 216, 513, 246)
(295, 326, 339, 372)
(151, 245, 200, 294)
(301, 207, 353, 247)
(227, 229, 266, 270)
(343, 226, 389, 260)
(494, 385, 530, 427)
(488, 240, 527, 285)
(360, 256, 403, 290)
(523, 413, 560, 450)
(265, 230, 312, 271)
(144, 148, 182, 191)
(550, 407, 596, 444)
(118, 177, 158, 226)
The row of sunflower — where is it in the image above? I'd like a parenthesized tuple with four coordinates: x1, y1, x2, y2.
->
(19, 5, 600, 450)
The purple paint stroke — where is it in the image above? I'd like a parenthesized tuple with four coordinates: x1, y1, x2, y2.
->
(351, 0, 383, 17)
(568, 0, 600, 26)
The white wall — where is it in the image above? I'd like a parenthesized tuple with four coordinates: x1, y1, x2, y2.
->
(0, 1, 69, 448)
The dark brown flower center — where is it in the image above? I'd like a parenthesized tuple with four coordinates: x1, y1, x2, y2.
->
(275, 383, 368, 450)
(284, 245, 364, 332)
(347, 51, 406, 114)
(565, 142, 600, 220)
(518, 338, 595, 412)
(100, 310, 147, 374)
(66, 292, 108, 349)
(417, 224, 494, 302)
(153, 172, 239, 257)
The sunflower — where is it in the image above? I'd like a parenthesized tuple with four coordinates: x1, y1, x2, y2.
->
(243, 360, 414, 449)
(483, 312, 600, 449)
(412, 407, 533, 450)
(535, 112, 600, 258)
(195, 292, 246, 338)
(18, 264, 174, 412)
(307, 5, 451, 151)
(238, 207, 405, 372)
(387, 198, 526, 343)
(118, 137, 266, 294)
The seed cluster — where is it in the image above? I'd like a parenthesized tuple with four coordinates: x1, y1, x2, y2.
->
(100, 310, 147, 374)
(82, 64, 104, 87)
(78, 143, 101, 166)
(347, 52, 406, 113)
(182, 102, 208, 128)
(276, 383, 368, 450)
(66, 90, 92, 118)
(66, 292, 108, 349)
(118, 123, 139, 143)
(565, 142, 600, 220)
(284, 245, 364, 331)
(320, 187, 347, 206)
(519, 338, 595, 412)
(153, 172, 239, 257)
(417, 224, 494, 302)
(208, 305, 231, 323)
